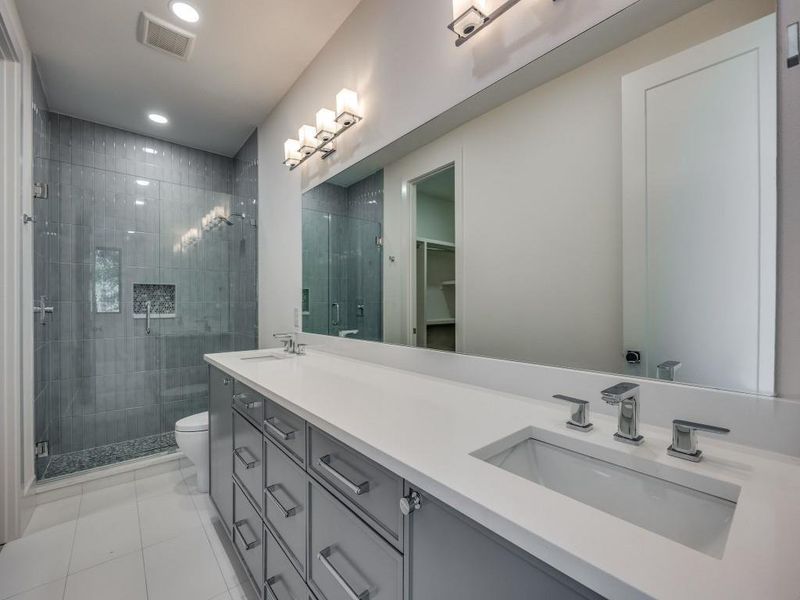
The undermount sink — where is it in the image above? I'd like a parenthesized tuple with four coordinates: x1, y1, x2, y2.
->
(239, 352, 291, 362)
(473, 427, 739, 558)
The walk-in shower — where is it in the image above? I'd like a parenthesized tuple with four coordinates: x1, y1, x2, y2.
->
(31, 75, 258, 480)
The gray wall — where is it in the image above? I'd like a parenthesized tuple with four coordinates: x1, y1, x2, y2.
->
(33, 109, 258, 461)
(777, 0, 800, 399)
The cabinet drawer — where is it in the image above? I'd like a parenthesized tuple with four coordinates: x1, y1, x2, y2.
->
(234, 480, 264, 596)
(309, 427, 403, 548)
(233, 380, 266, 428)
(264, 439, 307, 573)
(264, 400, 306, 467)
(265, 528, 316, 600)
(308, 481, 402, 600)
(234, 411, 264, 511)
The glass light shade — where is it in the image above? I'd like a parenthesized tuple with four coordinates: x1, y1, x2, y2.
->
(335, 89, 361, 126)
(283, 139, 302, 167)
(315, 108, 339, 142)
(298, 125, 318, 155)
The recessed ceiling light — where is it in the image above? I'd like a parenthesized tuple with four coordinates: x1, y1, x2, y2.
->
(136, 179, 150, 187)
(135, 200, 146, 205)
(143, 147, 158, 155)
(148, 113, 169, 125)
(170, 1, 200, 23)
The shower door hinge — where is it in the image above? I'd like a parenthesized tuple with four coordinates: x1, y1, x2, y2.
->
(34, 441, 49, 458)
(375, 236, 383, 247)
(33, 183, 48, 199)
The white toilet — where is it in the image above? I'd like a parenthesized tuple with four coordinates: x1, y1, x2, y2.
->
(175, 411, 209, 492)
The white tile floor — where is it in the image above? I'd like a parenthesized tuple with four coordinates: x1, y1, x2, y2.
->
(0, 461, 258, 600)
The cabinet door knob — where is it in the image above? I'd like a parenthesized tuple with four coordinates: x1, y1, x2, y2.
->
(400, 491, 422, 515)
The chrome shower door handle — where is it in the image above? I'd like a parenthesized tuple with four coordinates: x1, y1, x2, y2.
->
(331, 302, 340, 326)
(145, 301, 152, 335)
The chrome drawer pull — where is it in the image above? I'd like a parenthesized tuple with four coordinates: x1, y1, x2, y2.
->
(233, 393, 263, 411)
(265, 576, 298, 600)
(233, 519, 259, 550)
(264, 416, 296, 442)
(317, 455, 370, 496)
(233, 447, 258, 470)
(265, 484, 297, 518)
(317, 546, 369, 600)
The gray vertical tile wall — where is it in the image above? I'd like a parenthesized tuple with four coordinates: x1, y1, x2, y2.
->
(301, 170, 383, 341)
(33, 108, 258, 466)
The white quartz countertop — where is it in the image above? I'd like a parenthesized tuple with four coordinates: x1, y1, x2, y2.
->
(205, 348, 800, 600)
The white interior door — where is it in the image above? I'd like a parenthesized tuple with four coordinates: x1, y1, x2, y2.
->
(622, 15, 776, 395)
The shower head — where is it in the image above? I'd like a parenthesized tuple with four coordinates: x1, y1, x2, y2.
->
(215, 215, 234, 226)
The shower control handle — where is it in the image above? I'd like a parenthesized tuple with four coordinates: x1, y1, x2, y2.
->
(33, 296, 54, 325)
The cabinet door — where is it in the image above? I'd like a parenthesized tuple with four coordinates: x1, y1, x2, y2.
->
(209, 365, 233, 533)
(406, 486, 604, 600)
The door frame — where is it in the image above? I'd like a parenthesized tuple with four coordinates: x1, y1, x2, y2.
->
(0, 0, 34, 543)
(621, 14, 777, 395)
(406, 161, 461, 350)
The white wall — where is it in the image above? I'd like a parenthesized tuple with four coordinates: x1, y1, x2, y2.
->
(417, 192, 455, 243)
(0, 0, 35, 542)
(256, 0, 647, 347)
(380, 0, 775, 374)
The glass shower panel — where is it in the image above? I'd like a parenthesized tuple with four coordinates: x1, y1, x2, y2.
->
(302, 210, 331, 335)
(32, 114, 258, 481)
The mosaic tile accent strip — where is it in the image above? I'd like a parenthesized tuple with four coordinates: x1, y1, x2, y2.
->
(39, 432, 177, 480)
(133, 283, 176, 317)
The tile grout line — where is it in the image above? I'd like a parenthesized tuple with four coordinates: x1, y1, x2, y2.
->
(180, 463, 230, 599)
(61, 487, 84, 600)
(134, 468, 151, 600)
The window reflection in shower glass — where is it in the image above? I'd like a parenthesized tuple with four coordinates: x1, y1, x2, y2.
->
(95, 247, 121, 313)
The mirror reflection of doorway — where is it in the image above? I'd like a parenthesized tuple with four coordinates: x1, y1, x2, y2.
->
(413, 166, 456, 351)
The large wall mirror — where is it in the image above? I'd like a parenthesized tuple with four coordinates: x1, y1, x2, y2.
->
(303, 0, 777, 396)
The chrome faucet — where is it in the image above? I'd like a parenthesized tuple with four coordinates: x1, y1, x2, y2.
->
(273, 333, 296, 354)
(601, 382, 643, 445)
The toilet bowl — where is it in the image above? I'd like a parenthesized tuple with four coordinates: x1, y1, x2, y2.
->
(175, 411, 209, 492)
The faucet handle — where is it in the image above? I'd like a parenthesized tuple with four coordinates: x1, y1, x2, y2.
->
(657, 360, 682, 381)
(667, 419, 730, 462)
(273, 332, 294, 352)
(553, 395, 593, 432)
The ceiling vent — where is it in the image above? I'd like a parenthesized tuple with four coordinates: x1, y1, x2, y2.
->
(137, 12, 196, 60)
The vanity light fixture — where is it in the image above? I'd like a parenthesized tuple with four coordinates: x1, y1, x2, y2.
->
(282, 89, 362, 171)
(315, 108, 339, 142)
(449, 0, 556, 47)
(298, 125, 318, 156)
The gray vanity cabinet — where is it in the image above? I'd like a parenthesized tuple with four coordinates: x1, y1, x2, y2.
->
(308, 479, 403, 600)
(404, 485, 604, 600)
(209, 365, 233, 533)
(208, 366, 607, 600)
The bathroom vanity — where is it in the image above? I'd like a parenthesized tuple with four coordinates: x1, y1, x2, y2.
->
(205, 348, 800, 600)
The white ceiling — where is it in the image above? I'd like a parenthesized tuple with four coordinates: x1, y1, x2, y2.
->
(16, 0, 362, 156)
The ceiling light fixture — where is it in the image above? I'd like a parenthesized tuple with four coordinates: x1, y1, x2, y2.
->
(283, 89, 362, 171)
(136, 179, 150, 187)
(169, 1, 200, 24)
(143, 147, 158, 155)
(148, 112, 169, 125)
(449, 0, 554, 46)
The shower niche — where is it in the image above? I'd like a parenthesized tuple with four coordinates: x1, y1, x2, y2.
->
(133, 284, 177, 319)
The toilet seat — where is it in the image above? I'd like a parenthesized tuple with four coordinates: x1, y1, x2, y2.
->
(175, 411, 208, 433)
